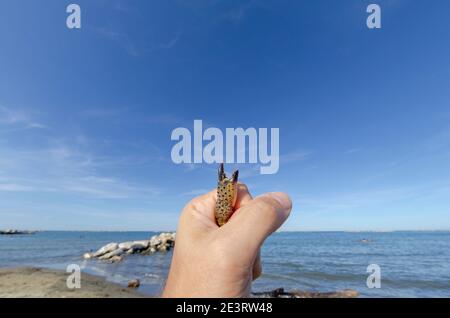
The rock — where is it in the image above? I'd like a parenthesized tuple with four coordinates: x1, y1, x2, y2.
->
(83, 252, 94, 260)
(158, 245, 168, 252)
(127, 279, 140, 289)
(140, 246, 154, 255)
(149, 237, 162, 247)
(93, 243, 119, 258)
(84, 232, 176, 261)
(98, 248, 125, 260)
(119, 240, 149, 251)
(291, 289, 359, 298)
(118, 241, 134, 250)
(108, 255, 124, 263)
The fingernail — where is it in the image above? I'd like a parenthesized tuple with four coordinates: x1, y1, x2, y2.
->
(267, 192, 292, 212)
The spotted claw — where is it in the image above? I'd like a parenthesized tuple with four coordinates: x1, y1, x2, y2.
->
(215, 163, 239, 226)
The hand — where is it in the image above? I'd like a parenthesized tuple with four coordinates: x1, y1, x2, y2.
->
(162, 184, 292, 298)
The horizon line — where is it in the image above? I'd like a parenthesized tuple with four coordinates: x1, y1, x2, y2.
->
(3, 229, 450, 233)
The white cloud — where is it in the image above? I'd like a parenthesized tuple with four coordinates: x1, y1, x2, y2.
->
(147, 33, 181, 52)
(280, 150, 311, 164)
(345, 148, 362, 154)
(0, 184, 35, 192)
(222, 0, 266, 24)
(0, 138, 162, 199)
(0, 105, 46, 130)
(95, 26, 181, 57)
(179, 189, 210, 197)
(294, 182, 450, 213)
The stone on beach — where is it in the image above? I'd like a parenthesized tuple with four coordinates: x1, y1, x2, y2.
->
(127, 279, 140, 289)
(84, 232, 176, 262)
(118, 240, 149, 251)
(107, 255, 124, 263)
(252, 288, 359, 298)
(83, 252, 94, 260)
(149, 237, 161, 246)
(93, 243, 119, 258)
(98, 248, 125, 260)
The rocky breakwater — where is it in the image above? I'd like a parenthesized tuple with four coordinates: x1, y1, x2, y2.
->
(83, 232, 176, 263)
(0, 229, 36, 235)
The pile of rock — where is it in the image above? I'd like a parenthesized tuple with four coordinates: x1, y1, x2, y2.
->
(83, 232, 176, 263)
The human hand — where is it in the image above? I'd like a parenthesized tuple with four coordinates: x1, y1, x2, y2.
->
(162, 184, 292, 298)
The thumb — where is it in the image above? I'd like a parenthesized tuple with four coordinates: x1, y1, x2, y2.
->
(222, 192, 292, 252)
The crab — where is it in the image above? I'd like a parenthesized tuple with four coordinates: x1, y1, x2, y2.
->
(215, 163, 239, 227)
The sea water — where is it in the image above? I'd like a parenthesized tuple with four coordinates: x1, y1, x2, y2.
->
(1, 231, 449, 297)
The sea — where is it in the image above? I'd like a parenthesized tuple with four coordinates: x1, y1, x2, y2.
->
(1, 231, 449, 297)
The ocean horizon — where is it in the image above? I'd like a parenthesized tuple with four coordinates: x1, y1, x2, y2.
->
(1, 230, 449, 297)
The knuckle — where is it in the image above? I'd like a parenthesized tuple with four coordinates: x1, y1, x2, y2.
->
(238, 183, 249, 192)
(254, 198, 279, 219)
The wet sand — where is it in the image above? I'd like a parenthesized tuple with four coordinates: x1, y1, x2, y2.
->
(0, 267, 359, 298)
(0, 267, 147, 298)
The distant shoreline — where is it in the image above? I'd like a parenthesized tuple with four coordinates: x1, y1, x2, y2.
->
(0, 267, 148, 298)
(0, 230, 37, 235)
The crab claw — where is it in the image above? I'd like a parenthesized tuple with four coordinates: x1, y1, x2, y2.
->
(231, 169, 239, 183)
(218, 163, 225, 182)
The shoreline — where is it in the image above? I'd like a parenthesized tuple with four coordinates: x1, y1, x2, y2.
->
(0, 266, 359, 298)
(0, 267, 148, 298)
(4, 229, 449, 233)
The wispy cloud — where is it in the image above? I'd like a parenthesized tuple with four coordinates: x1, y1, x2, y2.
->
(146, 114, 185, 126)
(280, 150, 311, 164)
(112, 0, 133, 13)
(61, 176, 161, 199)
(0, 183, 36, 192)
(218, 0, 272, 25)
(237, 164, 262, 179)
(294, 182, 450, 213)
(222, 0, 265, 24)
(179, 188, 210, 197)
(95, 26, 181, 57)
(95, 27, 140, 57)
(0, 105, 46, 130)
(146, 33, 181, 52)
(79, 107, 126, 119)
(345, 148, 362, 154)
(0, 135, 163, 199)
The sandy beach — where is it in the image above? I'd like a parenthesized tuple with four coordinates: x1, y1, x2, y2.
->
(0, 267, 147, 298)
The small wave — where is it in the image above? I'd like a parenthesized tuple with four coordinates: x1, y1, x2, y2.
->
(380, 277, 450, 290)
(300, 270, 363, 282)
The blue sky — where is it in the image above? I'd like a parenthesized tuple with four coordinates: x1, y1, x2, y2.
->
(0, 0, 449, 231)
